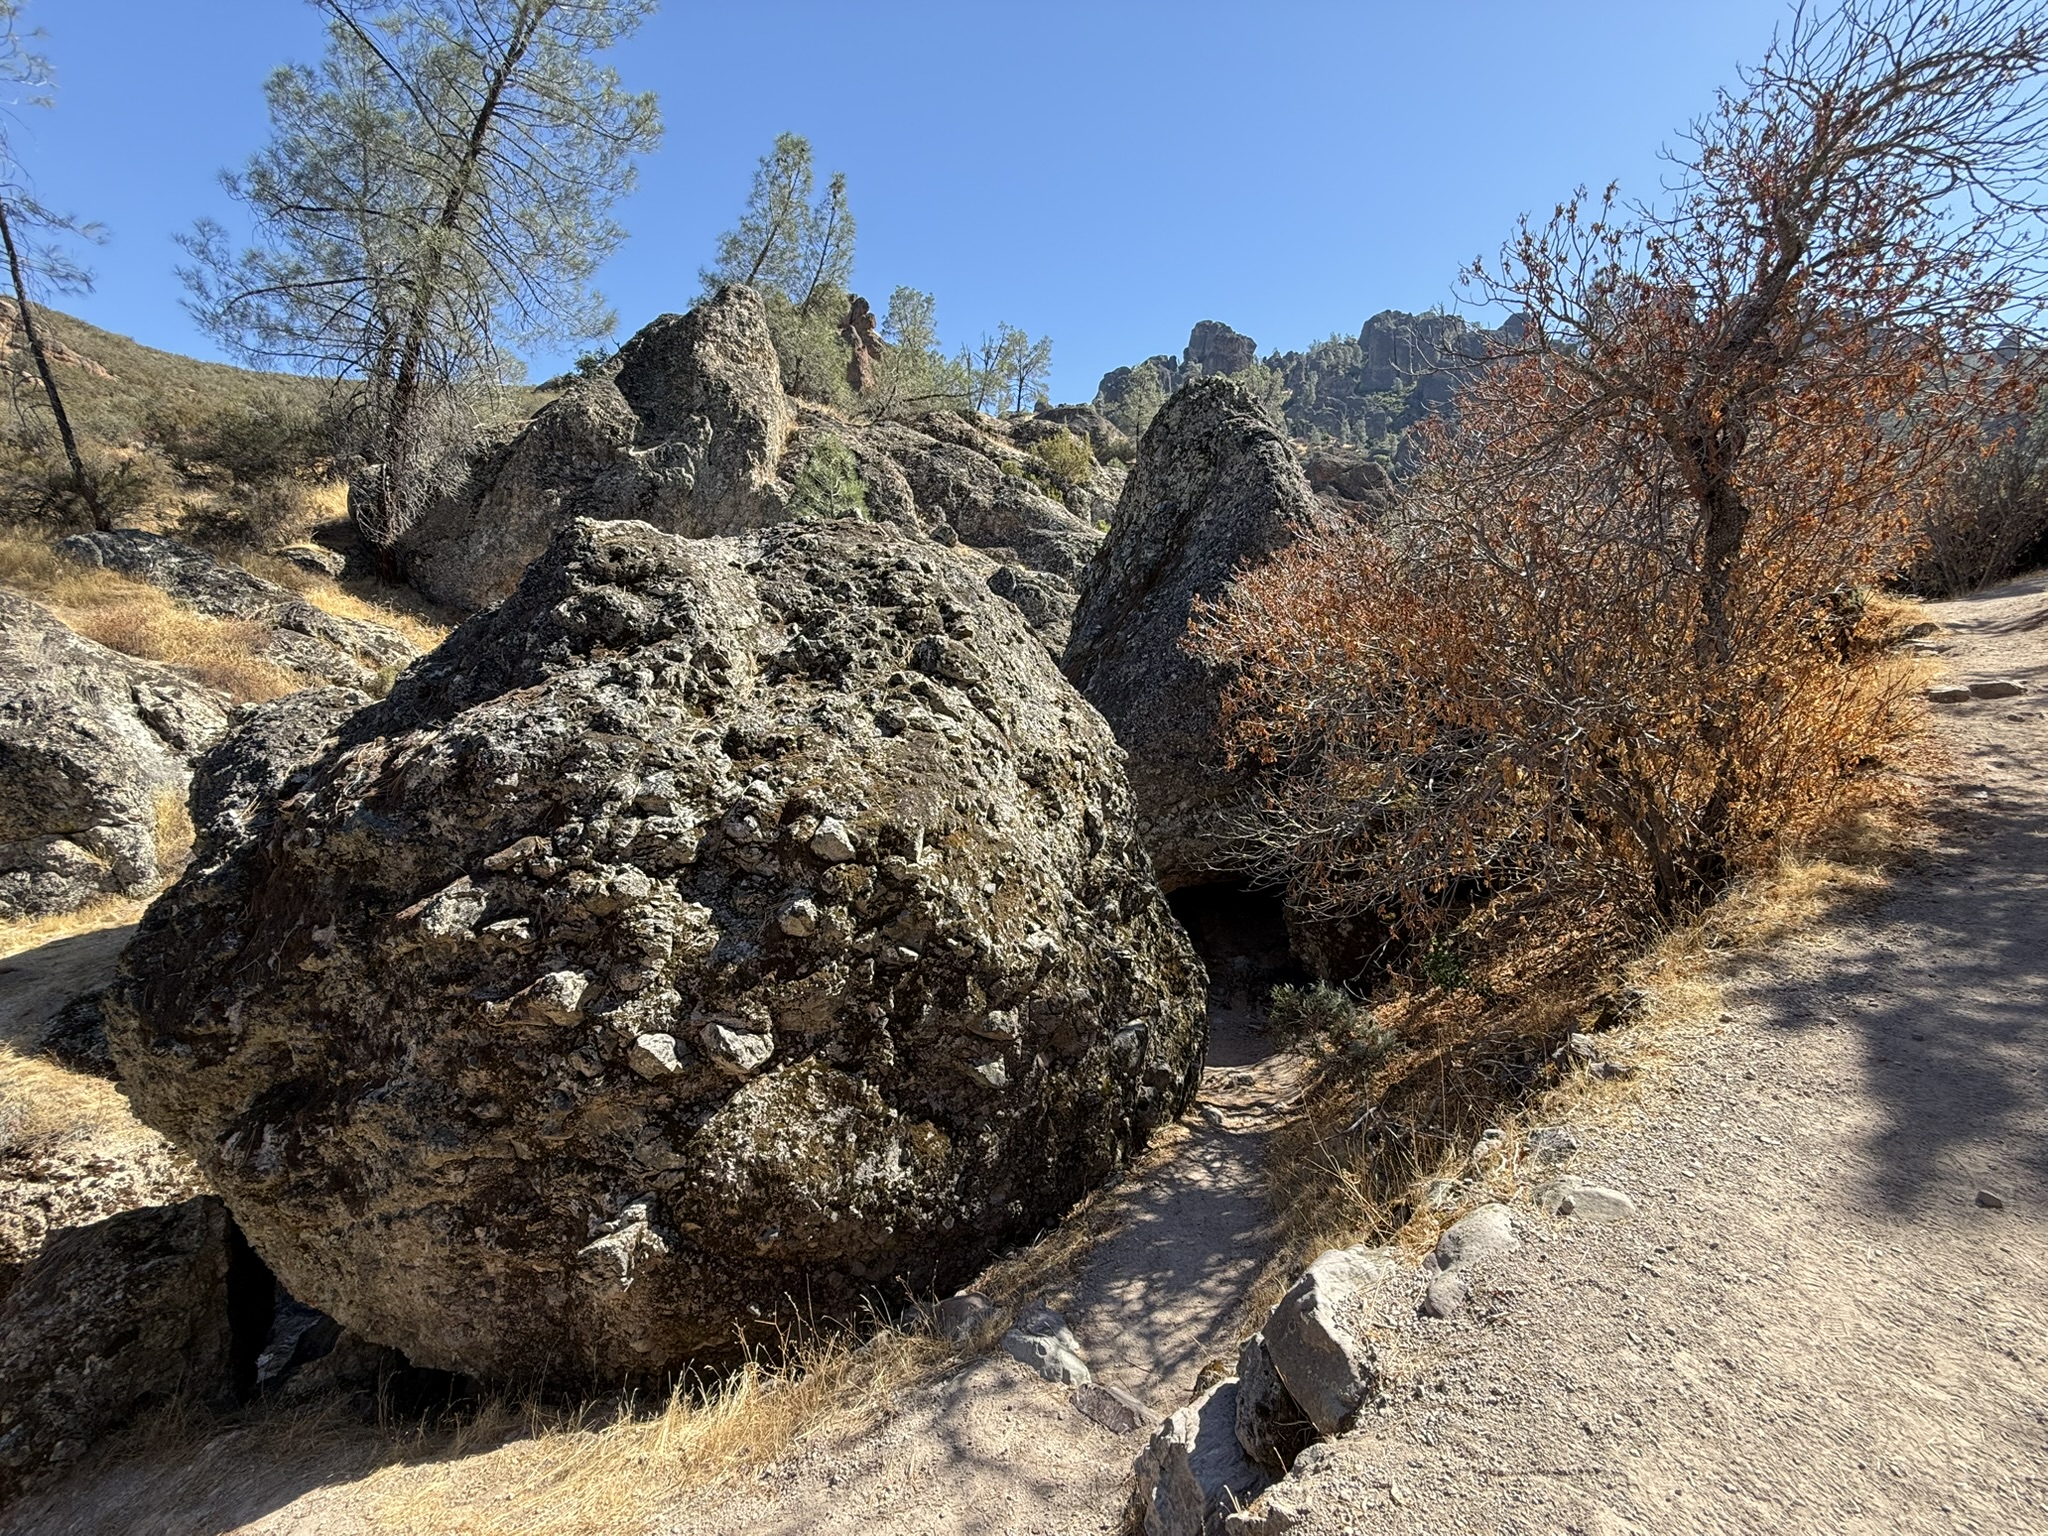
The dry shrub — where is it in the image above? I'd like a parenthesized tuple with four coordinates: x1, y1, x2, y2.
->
(1909, 412, 2048, 596)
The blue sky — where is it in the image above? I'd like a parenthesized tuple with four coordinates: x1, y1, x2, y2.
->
(19, 0, 1792, 403)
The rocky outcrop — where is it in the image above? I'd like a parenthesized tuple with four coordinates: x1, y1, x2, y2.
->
(110, 516, 1205, 1382)
(1063, 377, 1320, 890)
(57, 530, 419, 692)
(0, 1197, 250, 1502)
(1301, 448, 1395, 514)
(840, 295, 885, 395)
(0, 591, 230, 919)
(398, 286, 795, 610)
(393, 288, 1104, 651)
(1185, 321, 1259, 379)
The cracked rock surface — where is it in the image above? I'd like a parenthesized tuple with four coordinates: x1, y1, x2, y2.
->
(108, 516, 1204, 1382)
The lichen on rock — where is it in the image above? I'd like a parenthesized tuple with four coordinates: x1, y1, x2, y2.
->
(109, 515, 1205, 1381)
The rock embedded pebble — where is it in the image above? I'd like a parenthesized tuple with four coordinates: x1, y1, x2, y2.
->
(109, 516, 1205, 1382)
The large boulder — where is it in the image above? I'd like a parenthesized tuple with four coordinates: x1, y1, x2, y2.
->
(109, 517, 1205, 1382)
(399, 285, 796, 610)
(57, 530, 419, 692)
(1062, 377, 1319, 890)
(0, 1196, 251, 1502)
(1184, 320, 1260, 379)
(0, 592, 230, 919)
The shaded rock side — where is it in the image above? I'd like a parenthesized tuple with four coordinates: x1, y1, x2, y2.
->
(109, 516, 1206, 1382)
(1062, 376, 1319, 888)
(0, 1196, 245, 1503)
(1130, 1378, 1269, 1536)
(398, 285, 795, 610)
(0, 591, 230, 919)
(57, 529, 419, 692)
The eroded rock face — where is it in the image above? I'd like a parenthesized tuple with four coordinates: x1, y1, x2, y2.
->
(399, 286, 795, 610)
(1063, 377, 1320, 889)
(0, 591, 230, 918)
(110, 517, 1204, 1381)
(395, 288, 1105, 653)
(0, 1197, 244, 1502)
(57, 530, 419, 692)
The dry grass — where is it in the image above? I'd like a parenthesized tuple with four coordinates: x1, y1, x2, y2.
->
(0, 1043, 139, 1156)
(0, 893, 150, 962)
(1252, 782, 1932, 1305)
(0, 531, 299, 701)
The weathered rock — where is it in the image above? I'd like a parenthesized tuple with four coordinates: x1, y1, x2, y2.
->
(1969, 679, 2027, 699)
(274, 543, 347, 579)
(1300, 448, 1394, 513)
(1926, 684, 1973, 704)
(840, 294, 885, 395)
(931, 1290, 995, 1343)
(0, 1197, 252, 1502)
(1129, 1379, 1270, 1536)
(1525, 1125, 1580, 1163)
(1002, 1303, 1092, 1386)
(1233, 1333, 1314, 1473)
(399, 286, 795, 610)
(1074, 1379, 1153, 1434)
(1434, 1204, 1519, 1270)
(0, 591, 230, 919)
(1185, 321, 1260, 379)
(1420, 1270, 1472, 1319)
(1026, 405, 1134, 462)
(1534, 1178, 1637, 1221)
(58, 530, 418, 692)
(1222, 1490, 1311, 1535)
(1259, 1246, 1403, 1436)
(1063, 377, 1320, 890)
(109, 517, 1205, 1382)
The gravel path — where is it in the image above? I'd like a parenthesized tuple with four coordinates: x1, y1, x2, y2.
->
(1261, 573, 2048, 1534)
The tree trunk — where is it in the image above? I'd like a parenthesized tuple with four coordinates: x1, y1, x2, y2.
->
(0, 196, 105, 530)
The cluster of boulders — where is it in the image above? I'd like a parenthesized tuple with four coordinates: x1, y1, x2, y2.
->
(395, 286, 1122, 655)
(0, 283, 1362, 1498)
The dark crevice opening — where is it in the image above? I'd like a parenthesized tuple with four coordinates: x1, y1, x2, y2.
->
(221, 1218, 278, 1404)
(1167, 880, 1310, 1066)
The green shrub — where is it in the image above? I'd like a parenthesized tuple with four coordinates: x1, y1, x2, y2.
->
(1025, 427, 1093, 490)
(787, 433, 868, 522)
(1268, 982, 1398, 1066)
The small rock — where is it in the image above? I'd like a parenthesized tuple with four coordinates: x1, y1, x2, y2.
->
(776, 897, 820, 936)
(1975, 1189, 2006, 1210)
(1233, 1334, 1314, 1473)
(1074, 1380, 1153, 1435)
(969, 1058, 1011, 1090)
(698, 1021, 773, 1077)
(1261, 1247, 1401, 1435)
(1926, 685, 1973, 704)
(932, 1291, 995, 1342)
(1002, 1305, 1092, 1386)
(275, 543, 347, 578)
(1435, 1205, 1518, 1270)
(1223, 1493, 1309, 1535)
(1969, 679, 2026, 699)
(809, 817, 858, 862)
(1535, 1177, 1638, 1221)
(626, 1033, 683, 1078)
(1128, 1379, 1269, 1536)
(1525, 1126, 1579, 1163)
(1420, 1271, 1472, 1319)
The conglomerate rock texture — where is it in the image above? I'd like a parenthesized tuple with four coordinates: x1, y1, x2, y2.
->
(0, 590, 229, 918)
(1063, 377, 1320, 891)
(109, 516, 1205, 1382)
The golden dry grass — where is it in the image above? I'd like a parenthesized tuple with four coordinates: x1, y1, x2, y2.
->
(0, 531, 299, 701)
(0, 893, 150, 962)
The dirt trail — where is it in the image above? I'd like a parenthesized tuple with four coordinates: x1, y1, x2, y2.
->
(1259, 573, 2048, 1535)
